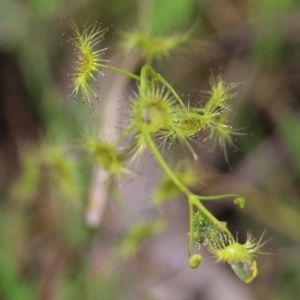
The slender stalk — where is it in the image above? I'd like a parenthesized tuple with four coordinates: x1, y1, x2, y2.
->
(198, 193, 242, 201)
(146, 134, 235, 245)
(188, 202, 194, 255)
(140, 65, 148, 96)
(141, 65, 186, 108)
(103, 65, 140, 81)
(146, 134, 192, 197)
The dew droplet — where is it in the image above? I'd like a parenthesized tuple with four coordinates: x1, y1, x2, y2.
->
(229, 260, 257, 283)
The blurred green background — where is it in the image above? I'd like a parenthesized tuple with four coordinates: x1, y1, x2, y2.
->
(1, 0, 300, 299)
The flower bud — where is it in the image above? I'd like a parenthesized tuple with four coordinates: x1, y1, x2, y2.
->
(234, 197, 246, 209)
(189, 254, 202, 269)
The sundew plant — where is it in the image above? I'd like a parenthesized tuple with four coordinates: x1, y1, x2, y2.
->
(62, 15, 269, 284)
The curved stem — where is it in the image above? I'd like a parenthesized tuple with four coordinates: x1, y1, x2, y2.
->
(140, 65, 148, 96)
(198, 193, 243, 201)
(188, 202, 194, 256)
(146, 134, 191, 196)
(141, 65, 186, 108)
(146, 134, 236, 246)
(103, 65, 140, 81)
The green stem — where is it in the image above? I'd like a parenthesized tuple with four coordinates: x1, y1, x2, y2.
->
(146, 134, 235, 247)
(188, 202, 194, 256)
(140, 65, 148, 96)
(198, 194, 242, 201)
(103, 64, 186, 110)
(140, 65, 186, 108)
(103, 65, 140, 81)
(146, 134, 191, 197)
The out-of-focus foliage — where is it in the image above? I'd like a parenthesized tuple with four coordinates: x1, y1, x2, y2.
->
(1, 0, 300, 299)
(117, 220, 167, 259)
